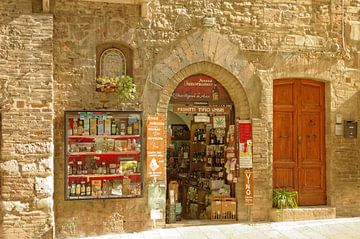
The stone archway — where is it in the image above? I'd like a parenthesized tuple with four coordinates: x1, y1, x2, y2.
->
(142, 30, 260, 119)
(156, 61, 250, 120)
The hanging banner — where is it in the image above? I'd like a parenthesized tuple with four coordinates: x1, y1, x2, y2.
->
(146, 115, 166, 181)
(238, 120, 253, 168)
(244, 169, 254, 205)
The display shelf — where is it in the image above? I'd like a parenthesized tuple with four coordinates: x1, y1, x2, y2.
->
(68, 194, 140, 200)
(64, 110, 143, 200)
(69, 135, 140, 140)
(68, 151, 140, 156)
(68, 173, 141, 178)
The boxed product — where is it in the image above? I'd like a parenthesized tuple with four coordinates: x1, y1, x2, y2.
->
(97, 117, 104, 135)
(106, 138, 115, 151)
(89, 118, 97, 135)
(112, 180, 123, 195)
(114, 139, 127, 151)
(91, 180, 102, 197)
(104, 118, 111, 135)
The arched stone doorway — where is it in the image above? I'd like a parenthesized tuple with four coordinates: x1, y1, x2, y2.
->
(161, 63, 250, 223)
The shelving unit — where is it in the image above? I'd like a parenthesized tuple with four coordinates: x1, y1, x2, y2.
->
(64, 111, 142, 200)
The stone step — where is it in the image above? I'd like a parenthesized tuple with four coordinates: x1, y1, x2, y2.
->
(269, 206, 336, 222)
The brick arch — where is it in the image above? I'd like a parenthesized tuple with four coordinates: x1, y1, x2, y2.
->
(156, 61, 250, 119)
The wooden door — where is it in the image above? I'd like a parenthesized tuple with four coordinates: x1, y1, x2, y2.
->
(273, 79, 326, 205)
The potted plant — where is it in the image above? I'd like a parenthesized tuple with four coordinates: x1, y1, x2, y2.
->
(96, 75, 136, 100)
(273, 188, 298, 209)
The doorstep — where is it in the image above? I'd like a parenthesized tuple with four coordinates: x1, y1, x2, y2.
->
(269, 206, 336, 222)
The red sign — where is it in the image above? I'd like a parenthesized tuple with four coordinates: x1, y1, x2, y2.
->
(146, 115, 166, 181)
(170, 74, 232, 103)
(244, 169, 254, 205)
(238, 120, 252, 168)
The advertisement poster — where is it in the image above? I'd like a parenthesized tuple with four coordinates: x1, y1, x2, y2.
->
(238, 120, 253, 168)
(146, 115, 166, 181)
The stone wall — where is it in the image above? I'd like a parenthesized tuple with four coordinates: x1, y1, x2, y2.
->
(0, 1, 54, 238)
(52, 1, 151, 238)
(53, 0, 360, 236)
(0, 0, 359, 238)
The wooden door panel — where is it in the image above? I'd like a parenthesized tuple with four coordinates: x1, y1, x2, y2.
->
(273, 111, 295, 162)
(273, 168, 296, 189)
(274, 82, 294, 106)
(300, 112, 321, 162)
(300, 167, 323, 189)
(299, 166, 326, 205)
(301, 82, 323, 108)
(274, 79, 326, 206)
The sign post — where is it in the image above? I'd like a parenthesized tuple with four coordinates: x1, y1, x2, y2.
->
(146, 115, 166, 226)
(238, 120, 253, 222)
(146, 115, 166, 181)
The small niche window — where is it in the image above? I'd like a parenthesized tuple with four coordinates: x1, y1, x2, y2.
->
(99, 48, 126, 78)
(96, 43, 133, 78)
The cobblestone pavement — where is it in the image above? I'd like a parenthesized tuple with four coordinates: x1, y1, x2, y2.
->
(82, 217, 360, 239)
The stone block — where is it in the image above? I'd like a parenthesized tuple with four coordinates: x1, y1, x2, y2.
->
(0, 160, 20, 176)
(35, 176, 53, 196)
(350, 21, 360, 41)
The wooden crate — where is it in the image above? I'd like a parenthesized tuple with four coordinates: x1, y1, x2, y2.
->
(221, 198, 236, 220)
(211, 198, 222, 219)
(211, 197, 236, 220)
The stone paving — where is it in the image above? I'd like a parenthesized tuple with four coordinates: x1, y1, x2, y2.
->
(82, 217, 360, 239)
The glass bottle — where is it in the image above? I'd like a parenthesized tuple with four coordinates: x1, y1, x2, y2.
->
(212, 82, 219, 101)
(111, 119, 117, 135)
(70, 182, 76, 196)
(86, 179, 91, 196)
(75, 181, 81, 196)
(80, 181, 86, 196)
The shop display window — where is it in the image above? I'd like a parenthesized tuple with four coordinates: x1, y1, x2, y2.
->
(64, 111, 142, 200)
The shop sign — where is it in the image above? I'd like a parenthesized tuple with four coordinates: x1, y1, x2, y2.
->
(244, 169, 254, 205)
(173, 105, 231, 114)
(146, 115, 165, 181)
(238, 120, 253, 168)
(170, 74, 232, 104)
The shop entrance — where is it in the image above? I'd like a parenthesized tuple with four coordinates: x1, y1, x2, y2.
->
(273, 79, 326, 205)
(166, 74, 237, 223)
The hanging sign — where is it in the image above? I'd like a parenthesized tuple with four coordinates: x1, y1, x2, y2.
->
(238, 120, 253, 168)
(170, 74, 232, 104)
(244, 169, 254, 205)
(146, 115, 166, 181)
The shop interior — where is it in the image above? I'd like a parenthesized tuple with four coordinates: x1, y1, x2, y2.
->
(166, 75, 238, 223)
